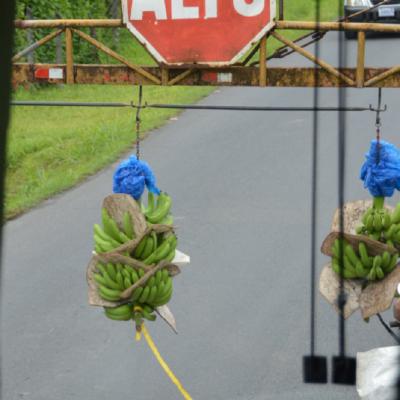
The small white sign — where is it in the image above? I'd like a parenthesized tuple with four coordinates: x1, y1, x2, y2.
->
(218, 73, 233, 83)
(378, 7, 395, 18)
(49, 68, 64, 80)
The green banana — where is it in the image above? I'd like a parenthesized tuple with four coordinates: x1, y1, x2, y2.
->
(345, 244, 360, 266)
(155, 270, 163, 286)
(144, 239, 170, 265)
(359, 242, 370, 268)
(367, 266, 377, 281)
(105, 304, 132, 317)
(122, 268, 131, 280)
(94, 224, 119, 245)
(331, 259, 358, 279)
(147, 285, 158, 304)
(362, 208, 373, 225)
(102, 208, 122, 242)
(356, 226, 364, 234)
(106, 263, 117, 280)
(123, 212, 135, 239)
(146, 193, 172, 224)
(97, 263, 107, 276)
(139, 236, 154, 260)
(142, 309, 157, 321)
(385, 254, 399, 273)
(373, 255, 382, 270)
(385, 224, 396, 241)
(133, 237, 147, 259)
(130, 268, 139, 283)
(139, 286, 150, 303)
(94, 236, 115, 252)
(161, 268, 169, 282)
(366, 214, 374, 231)
(131, 286, 143, 302)
(102, 270, 121, 291)
(146, 192, 156, 215)
(98, 285, 122, 301)
(376, 266, 385, 280)
(382, 251, 391, 269)
(115, 272, 124, 290)
(373, 214, 382, 232)
(160, 215, 174, 226)
(383, 213, 391, 229)
(392, 205, 400, 224)
(93, 273, 108, 286)
(123, 276, 132, 290)
(104, 310, 132, 321)
(355, 261, 368, 278)
(165, 249, 176, 262)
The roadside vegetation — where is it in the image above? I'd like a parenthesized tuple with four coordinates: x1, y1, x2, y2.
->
(7, 0, 340, 219)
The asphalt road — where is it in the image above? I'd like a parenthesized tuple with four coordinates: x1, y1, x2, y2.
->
(3, 33, 400, 400)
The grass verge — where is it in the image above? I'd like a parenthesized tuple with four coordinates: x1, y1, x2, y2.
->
(7, 85, 212, 218)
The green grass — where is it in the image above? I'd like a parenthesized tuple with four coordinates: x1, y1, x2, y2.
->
(7, 0, 340, 218)
(7, 85, 212, 218)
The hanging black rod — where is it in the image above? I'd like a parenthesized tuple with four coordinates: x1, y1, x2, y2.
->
(11, 100, 378, 112)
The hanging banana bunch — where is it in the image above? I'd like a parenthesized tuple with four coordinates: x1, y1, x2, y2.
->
(324, 140, 400, 285)
(87, 154, 186, 332)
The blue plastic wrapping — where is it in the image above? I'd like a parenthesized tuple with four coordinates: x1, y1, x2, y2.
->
(360, 140, 400, 197)
(113, 155, 160, 200)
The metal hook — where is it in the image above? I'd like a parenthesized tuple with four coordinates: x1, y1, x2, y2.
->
(369, 88, 387, 164)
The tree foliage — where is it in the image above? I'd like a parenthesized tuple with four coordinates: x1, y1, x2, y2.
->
(15, 0, 120, 63)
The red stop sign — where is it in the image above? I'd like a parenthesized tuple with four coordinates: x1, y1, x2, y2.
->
(122, 0, 276, 65)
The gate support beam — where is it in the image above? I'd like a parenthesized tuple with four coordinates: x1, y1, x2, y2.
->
(270, 31, 355, 87)
(356, 31, 365, 88)
(276, 20, 400, 33)
(259, 35, 267, 87)
(65, 28, 74, 84)
(12, 64, 400, 87)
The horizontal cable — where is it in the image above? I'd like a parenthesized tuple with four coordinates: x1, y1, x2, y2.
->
(11, 100, 374, 112)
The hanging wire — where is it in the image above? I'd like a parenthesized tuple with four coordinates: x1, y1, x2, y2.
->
(135, 85, 143, 160)
(377, 314, 400, 345)
(372, 88, 384, 165)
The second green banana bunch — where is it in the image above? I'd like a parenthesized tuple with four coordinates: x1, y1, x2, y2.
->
(331, 238, 398, 281)
(356, 196, 400, 246)
(94, 261, 173, 325)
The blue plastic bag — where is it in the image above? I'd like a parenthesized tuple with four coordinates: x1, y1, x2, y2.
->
(113, 155, 160, 200)
(360, 140, 400, 197)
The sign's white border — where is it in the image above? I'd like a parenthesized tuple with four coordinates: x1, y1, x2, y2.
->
(122, 0, 276, 66)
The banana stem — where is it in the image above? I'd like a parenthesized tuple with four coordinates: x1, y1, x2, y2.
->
(373, 196, 385, 210)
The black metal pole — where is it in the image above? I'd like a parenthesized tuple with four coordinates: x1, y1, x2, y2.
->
(279, 0, 284, 21)
(11, 101, 374, 113)
(0, 0, 17, 394)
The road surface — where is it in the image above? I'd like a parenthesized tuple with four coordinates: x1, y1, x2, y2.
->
(3, 32, 400, 399)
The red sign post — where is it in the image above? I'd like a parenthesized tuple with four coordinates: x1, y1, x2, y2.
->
(122, 0, 276, 65)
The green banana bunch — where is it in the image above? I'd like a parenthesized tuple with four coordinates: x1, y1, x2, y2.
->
(331, 238, 399, 281)
(356, 200, 391, 241)
(133, 229, 177, 264)
(94, 209, 135, 253)
(94, 261, 174, 322)
(142, 191, 174, 226)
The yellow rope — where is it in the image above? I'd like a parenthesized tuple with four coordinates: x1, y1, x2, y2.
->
(136, 323, 193, 400)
